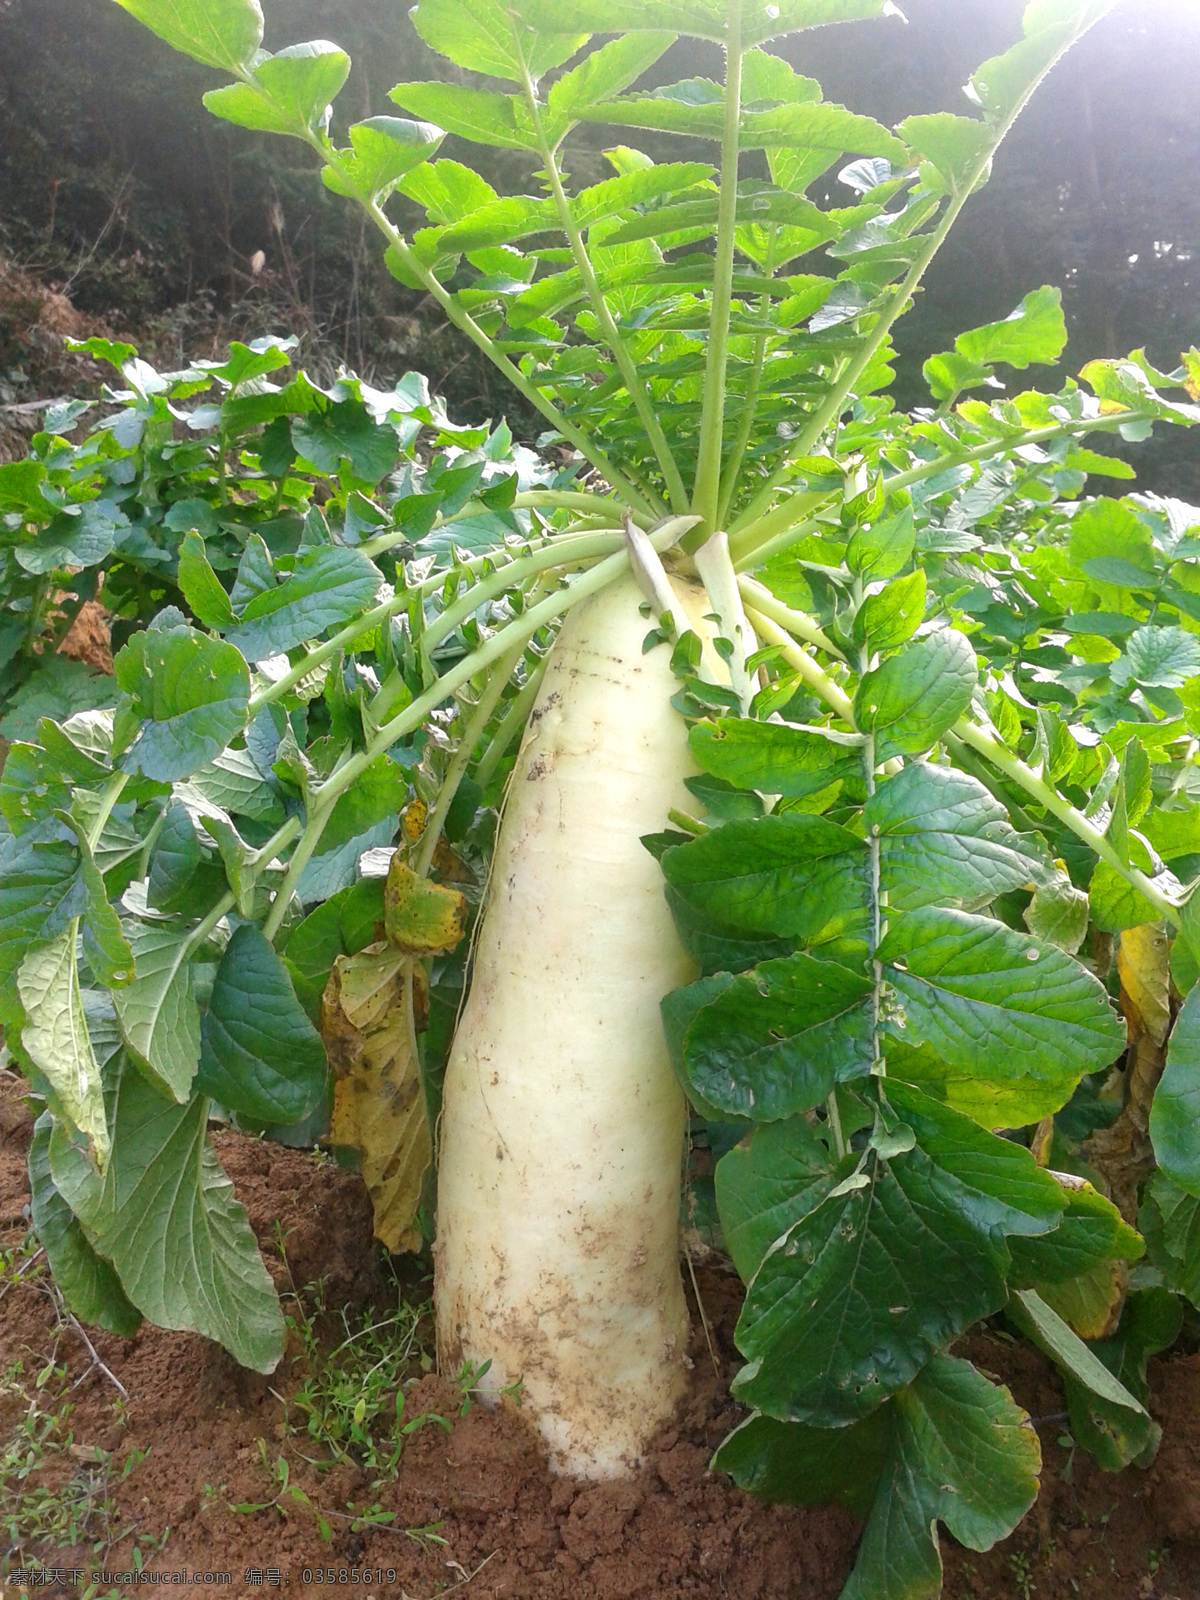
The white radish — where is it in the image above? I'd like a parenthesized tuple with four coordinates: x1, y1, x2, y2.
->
(434, 571, 708, 1479)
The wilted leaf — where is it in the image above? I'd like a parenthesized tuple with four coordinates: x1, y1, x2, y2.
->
(323, 946, 432, 1252)
(384, 857, 467, 954)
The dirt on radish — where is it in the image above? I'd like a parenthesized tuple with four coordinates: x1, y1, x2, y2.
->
(2, 1073, 1199, 1600)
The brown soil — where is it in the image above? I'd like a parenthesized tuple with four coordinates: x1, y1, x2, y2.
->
(2, 1073, 1200, 1600)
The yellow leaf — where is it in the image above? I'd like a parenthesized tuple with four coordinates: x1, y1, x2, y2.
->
(322, 945, 432, 1254)
(1037, 1259, 1127, 1341)
(384, 856, 467, 954)
(1119, 924, 1171, 1047)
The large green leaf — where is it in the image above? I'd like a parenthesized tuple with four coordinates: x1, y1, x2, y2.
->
(291, 404, 399, 483)
(547, 33, 673, 117)
(195, 925, 328, 1124)
(17, 929, 110, 1168)
(715, 1117, 838, 1282)
(1150, 983, 1200, 1194)
(689, 718, 858, 799)
(514, 0, 889, 45)
(114, 0, 262, 71)
(49, 1063, 285, 1372)
(113, 921, 203, 1104)
(1009, 1288, 1147, 1413)
(854, 629, 978, 754)
(1006, 1175, 1142, 1285)
(146, 802, 228, 916)
(885, 1080, 1063, 1236)
(412, 0, 587, 81)
(1124, 625, 1200, 689)
(225, 548, 382, 663)
(317, 753, 406, 856)
(899, 112, 993, 191)
(14, 501, 126, 576)
(969, 0, 1122, 124)
(188, 746, 286, 825)
(660, 814, 867, 939)
(1067, 498, 1157, 588)
(672, 953, 873, 1120)
(389, 82, 535, 152)
(713, 1404, 890, 1519)
(865, 763, 1043, 912)
(842, 1358, 1041, 1600)
(957, 286, 1068, 369)
(733, 1146, 1010, 1424)
(203, 41, 350, 137)
(0, 819, 85, 1021)
(28, 1115, 140, 1338)
(853, 571, 927, 655)
(323, 118, 445, 202)
(1141, 1170, 1200, 1305)
(114, 622, 250, 783)
(177, 532, 235, 628)
(880, 906, 1125, 1086)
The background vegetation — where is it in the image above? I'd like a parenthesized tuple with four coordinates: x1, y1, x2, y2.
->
(1, 0, 1197, 489)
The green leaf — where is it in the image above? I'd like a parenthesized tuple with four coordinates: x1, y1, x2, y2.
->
(15, 501, 127, 576)
(412, 0, 587, 81)
(514, 0, 889, 46)
(885, 1080, 1064, 1236)
(66, 821, 135, 989)
(318, 754, 406, 856)
(1062, 1289, 1181, 1471)
(689, 718, 859, 799)
(899, 112, 992, 190)
(661, 814, 868, 940)
(1007, 1176, 1142, 1286)
(672, 953, 873, 1121)
(1150, 983, 1200, 1195)
(147, 803, 226, 916)
(853, 570, 926, 655)
(49, 1062, 285, 1372)
(113, 921, 203, 1104)
(0, 657, 118, 744)
(177, 532, 235, 629)
(970, 0, 1123, 125)
(114, 622, 250, 783)
(28, 1114, 141, 1339)
(1010, 1287, 1146, 1414)
(203, 41, 350, 136)
(114, 0, 262, 71)
(1024, 866, 1090, 955)
(195, 925, 327, 1124)
(845, 507, 915, 581)
(880, 907, 1125, 1085)
(956, 286, 1068, 371)
(866, 763, 1044, 912)
(0, 820, 85, 1022)
(389, 82, 534, 151)
(715, 1117, 837, 1282)
(292, 403, 399, 482)
(189, 747, 285, 825)
(1068, 498, 1157, 587)
(733, 1147, 1010, 1424)
(1142, 1170, 1200, 1305)
(713, 1406, 889, 1520)
(842, 1357, 1041, 1600)
(854, 629, 978, 754)
(1124, 625, 1200, 689)
(323, 118, 445, 202)
(548, 33, 672, 117)
(282, 879, 385, 1022)
(17, 928, 110, 1168)
(225, 548, 381, 663)
(1088, 859, 1162, 934)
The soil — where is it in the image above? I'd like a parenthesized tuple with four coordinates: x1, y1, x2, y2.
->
(3, 1073, 1200, 1600)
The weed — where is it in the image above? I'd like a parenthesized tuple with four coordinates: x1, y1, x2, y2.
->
(0, 1356, 155, 1574)
(1009, 1550, 1036, 1600)
(230, 1441, 334, 1542)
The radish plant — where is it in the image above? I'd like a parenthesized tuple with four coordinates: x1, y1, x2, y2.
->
(6, 0, 1200, 1592)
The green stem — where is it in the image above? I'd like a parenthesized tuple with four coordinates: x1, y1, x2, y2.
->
(738, 578, 843, 658)
(361, 198, 659, 521)
(950, 720, 1181, 925)
(881, 410, 1158, 500)
(473, 652, 548, 789)
(418, 528, 627, 671)
(825, 1091, 846, 1161)
(86, 772, 130, 851)
(519, 61, 689, 515)
(734, 32, 1103, 533)
(413, 642, 524, 879)
(716, 227, 776, 529)
(184, 891, 237, 959)
(358, 492, 650, 560)
(691, 0, 744, 533)
(742, 603, 854, 718)
(250, 814, 303, 870)
(263, 533, 668, 939)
